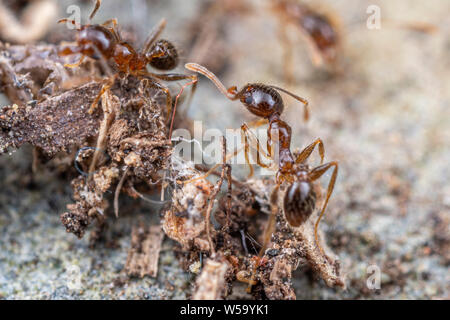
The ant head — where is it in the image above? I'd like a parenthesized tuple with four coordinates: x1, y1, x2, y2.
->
(146, 39, 179, 70)
(236, 84, 284, 118)
(283, 179, 316, 227)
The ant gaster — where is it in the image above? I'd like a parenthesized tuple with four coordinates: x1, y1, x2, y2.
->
(58, 0, 197, 138)
(185, 63, 338, 255)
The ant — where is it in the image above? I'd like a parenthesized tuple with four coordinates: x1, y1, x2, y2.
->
(271, 0, 341, 81)
(271, 0, 438, 81)
(57, 0, 197, 138)
(184, 63, 338, 256)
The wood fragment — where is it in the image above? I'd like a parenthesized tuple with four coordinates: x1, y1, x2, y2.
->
(124, 224, 165, 278)
(0, 81, 102, 156)
(192, 258, 229, 300)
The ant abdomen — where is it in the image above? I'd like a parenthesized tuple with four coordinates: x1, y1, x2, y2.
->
(147, 39, 179, 70)
(237, 84, 284, 118)
(283, 180, 316, 227)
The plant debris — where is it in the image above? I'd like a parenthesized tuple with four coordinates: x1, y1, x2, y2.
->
(192, 256, 230, 300)
(125, 224, 165, 278)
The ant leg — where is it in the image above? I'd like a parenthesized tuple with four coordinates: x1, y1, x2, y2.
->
(303, 35, 324, 67)
(241, 125, 254, 179)
(89, 0, 102, 21)
(102, 18, 118, 28)
(240, 123, 273, 178)
(88, 74, 117, 114)
(295, 138, 325, 165)
(309, 161, 339, 255)
(144, 72, 198, 139)
(146, 79, 173, 124)
(64, 55, 85, 68)
(142, 19, 167, 55)
(185, 63, 237, 100)
(180, 145, 244, 186)
(168, 75, 198, 140)
(246, 118, 271, 162)
(102, 18, 120, 42)
(270, 85, 310, 121)
(58, 44, 80, 57)
(147, 72, 197, 83)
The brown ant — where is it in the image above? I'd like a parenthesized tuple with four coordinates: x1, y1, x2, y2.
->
(57, 0, 197, 137)
(271, 0, 437, 81)
(271, 0, 342, 80)
(184, 63, 338, 256)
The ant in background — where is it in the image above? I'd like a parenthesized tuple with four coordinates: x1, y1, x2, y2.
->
(58, 0, 197, 138)
(271, 0, 438, 82)
(184, 63, 338, 257)
(271, 0, 342, 82)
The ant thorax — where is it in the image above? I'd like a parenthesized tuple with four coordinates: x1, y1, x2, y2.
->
(113, 43, 146, 73)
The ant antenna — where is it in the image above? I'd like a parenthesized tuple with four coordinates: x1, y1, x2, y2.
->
(269, 85, 310, 121)
(89, 0, 102, 21)
(58, 19, 81, 30)
(185, 63, 236, 100)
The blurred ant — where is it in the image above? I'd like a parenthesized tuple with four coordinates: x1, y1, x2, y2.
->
(271, 0, 437, 81)
(184, 63, 338, 256)
(58, 0, 197, 137)
(271, 0, 342, 81)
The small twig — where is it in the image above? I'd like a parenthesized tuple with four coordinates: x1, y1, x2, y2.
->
(120, 137, 171, 148)
(88, 90, 116, 176)
(204, 136, 227, 256)
(114, 167, 129, 218)
(129, 185, 170, 205)
(194, 164, 247, 189)
(225, 164, 232, 229)
(240, 229, 249, 255)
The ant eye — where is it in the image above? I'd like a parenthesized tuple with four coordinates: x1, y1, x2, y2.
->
(245, 95, 253, 105)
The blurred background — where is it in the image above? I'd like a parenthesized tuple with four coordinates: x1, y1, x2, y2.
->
(0, 0, 448, 299)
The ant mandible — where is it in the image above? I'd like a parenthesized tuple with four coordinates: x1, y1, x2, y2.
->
(58, 0, 197, 138)
(184, 62, 338, 255)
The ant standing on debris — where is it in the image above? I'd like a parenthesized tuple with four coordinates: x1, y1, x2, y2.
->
(58, 0, 197, 138)
(185, 63, 338, 256)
